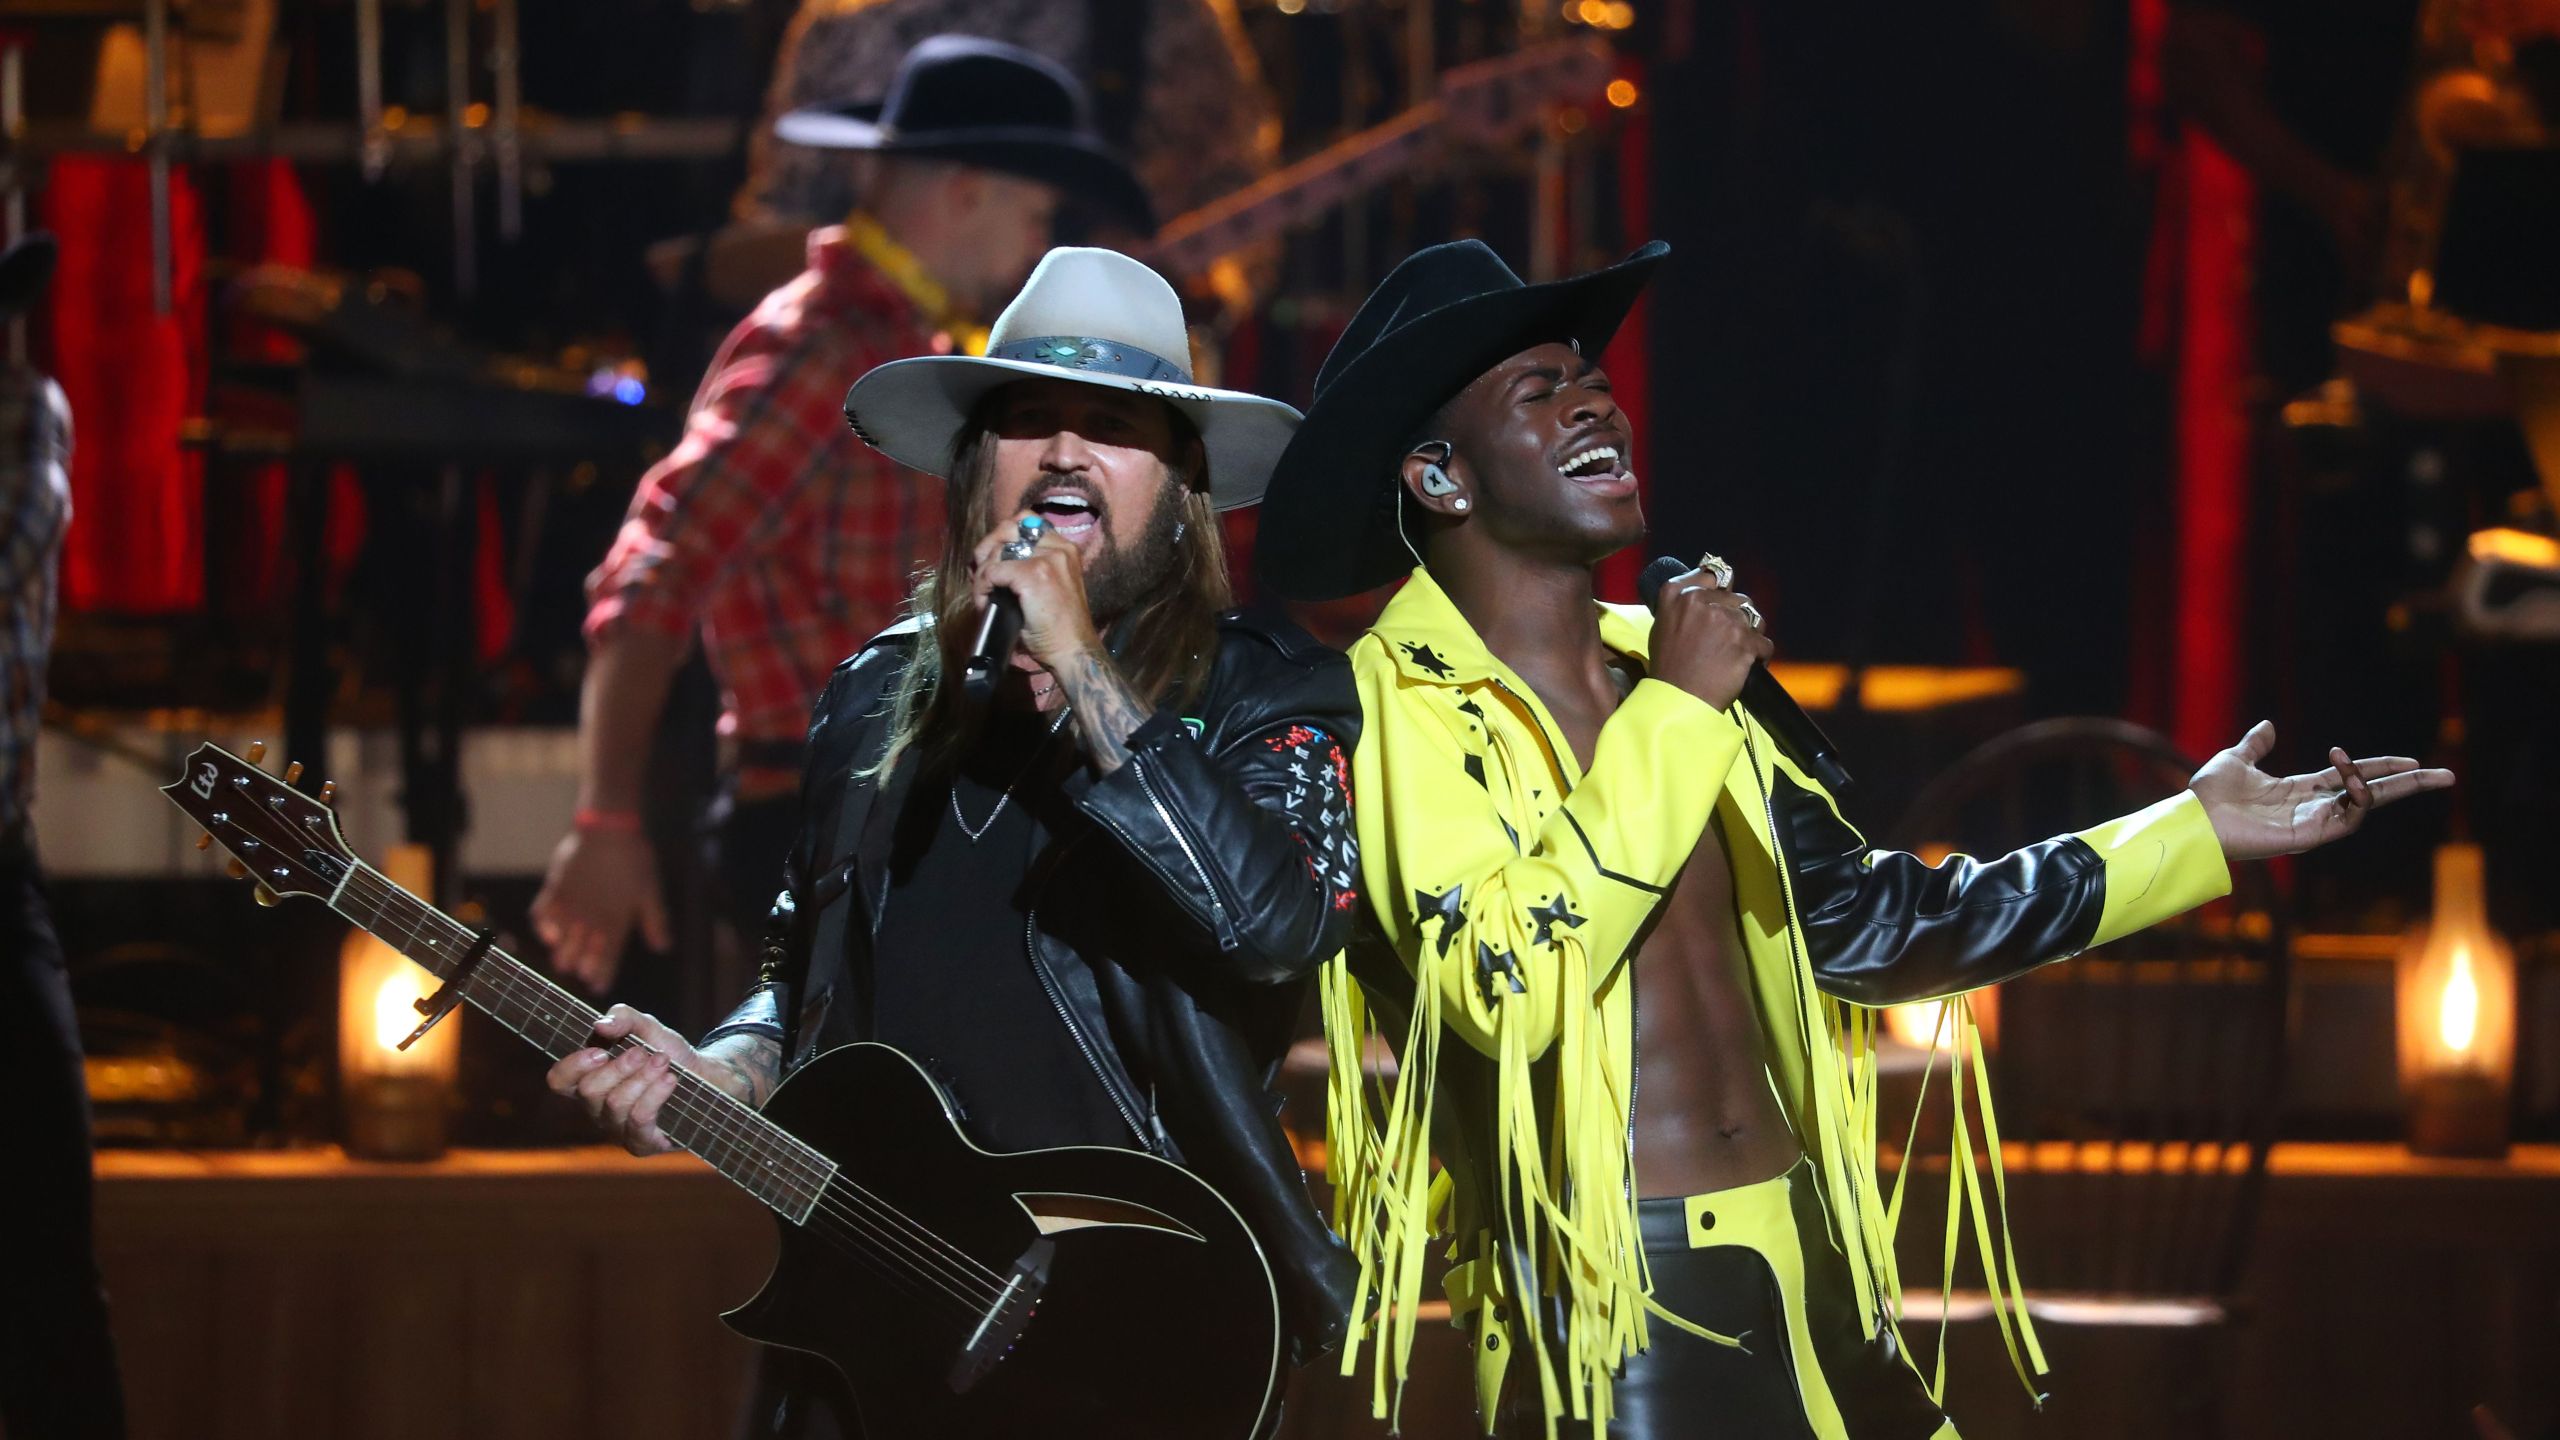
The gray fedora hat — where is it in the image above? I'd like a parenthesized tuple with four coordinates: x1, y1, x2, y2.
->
(843, 247, 1301, 510)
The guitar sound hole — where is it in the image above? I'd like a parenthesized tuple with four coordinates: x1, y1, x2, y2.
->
(1013, 1192, 1203, 1241)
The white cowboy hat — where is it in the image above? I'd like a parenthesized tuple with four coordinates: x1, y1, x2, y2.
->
(841, 247, 1302, 510)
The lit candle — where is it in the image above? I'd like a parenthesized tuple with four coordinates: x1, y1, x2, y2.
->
(2397, 844, 2515, 1158)
(339, 843, 459, 1160)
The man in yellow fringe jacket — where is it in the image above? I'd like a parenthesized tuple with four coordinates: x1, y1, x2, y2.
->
(1253, 239, 2452, 1440)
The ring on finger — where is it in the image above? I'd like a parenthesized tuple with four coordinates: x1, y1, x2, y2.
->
(1738, 599, 1763, 629)
(1001, 537, 1039, 561)
(1698, 552, 1734, 589)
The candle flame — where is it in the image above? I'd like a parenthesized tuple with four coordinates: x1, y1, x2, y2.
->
(374, 968, 426, 1052)
(2438, 943, 2479, 1054)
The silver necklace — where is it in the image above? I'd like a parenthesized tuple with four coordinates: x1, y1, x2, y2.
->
(952, 706, 1072, 843)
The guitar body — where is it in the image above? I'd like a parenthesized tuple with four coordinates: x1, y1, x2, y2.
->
(722, 1044, 1284, 1440)
(152, 746, 1283, 1437)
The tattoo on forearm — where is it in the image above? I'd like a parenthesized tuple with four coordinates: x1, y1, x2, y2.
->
(1060, 649, 1151, 775)
(703, 1035, 781, 1107)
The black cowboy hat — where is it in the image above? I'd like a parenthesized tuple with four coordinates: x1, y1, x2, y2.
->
(0, 233, 57, 321)
(1255, 238, 1668, 601)
(774, 35, 1155, 235)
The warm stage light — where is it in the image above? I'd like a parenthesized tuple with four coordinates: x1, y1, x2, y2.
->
(1606, 79, 1639, 108)
(2397, 843, 2515, 1157)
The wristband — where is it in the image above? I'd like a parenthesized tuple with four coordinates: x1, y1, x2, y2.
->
(574, 807, 644, 834)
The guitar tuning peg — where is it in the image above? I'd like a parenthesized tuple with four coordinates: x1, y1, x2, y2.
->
(283, 761, 304, 784)
(224, 858, 249, 880)
(195, 832, 214, 851)
(253, 885, 280, 907)
(317, 780, 338, 805)
(243, 741, 267, 765)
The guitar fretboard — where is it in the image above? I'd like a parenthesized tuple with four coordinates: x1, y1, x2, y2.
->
(332, 863, 833, 1222)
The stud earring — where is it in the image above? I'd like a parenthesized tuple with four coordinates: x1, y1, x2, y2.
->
(1453, 497, 1470, 511)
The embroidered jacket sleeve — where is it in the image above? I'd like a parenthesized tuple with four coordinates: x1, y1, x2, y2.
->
(1353, 643, 1744, 1061)
(1768, 749, 2234, 1008)
(1070, 658, 1363, 987)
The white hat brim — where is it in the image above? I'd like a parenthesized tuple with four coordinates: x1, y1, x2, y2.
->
(843, 355, 1302, 511)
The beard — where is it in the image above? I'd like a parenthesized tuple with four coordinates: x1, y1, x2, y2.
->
(1083, 478, 1190, 623)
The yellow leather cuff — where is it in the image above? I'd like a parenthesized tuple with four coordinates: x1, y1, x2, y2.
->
(2075, 791, 2232, 948)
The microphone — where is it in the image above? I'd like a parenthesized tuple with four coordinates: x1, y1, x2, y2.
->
(1638, 555, 1855, 795)
(962, 591, 1022, 704)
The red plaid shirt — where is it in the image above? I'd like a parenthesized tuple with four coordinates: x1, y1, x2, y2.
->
(585, 228, 946, 747)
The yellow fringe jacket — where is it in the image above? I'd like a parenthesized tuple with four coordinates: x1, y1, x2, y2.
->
(1320, 568, 2233, 1436)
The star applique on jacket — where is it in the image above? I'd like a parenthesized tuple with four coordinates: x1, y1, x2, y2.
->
(1526, 894, 1588, 948)
(1414, 882, 1466, 955)
(1474, 940, 1526, 1007)
(1399, 641, 1455, 678)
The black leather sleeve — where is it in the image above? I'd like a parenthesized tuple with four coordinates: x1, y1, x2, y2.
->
(701, 656, 858, 1051)
(1771, 770, 2110, 1008)
(1072, 668, 1363, 986)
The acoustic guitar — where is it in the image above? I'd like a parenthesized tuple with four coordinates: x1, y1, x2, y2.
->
(162, 741, 1284, 1439)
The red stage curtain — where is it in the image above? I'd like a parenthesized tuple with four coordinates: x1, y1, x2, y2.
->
(45, 157, 206, 614)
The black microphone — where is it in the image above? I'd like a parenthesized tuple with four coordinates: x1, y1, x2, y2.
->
(1638, 555, 1854, 795)
(963, 591, 1022, 704)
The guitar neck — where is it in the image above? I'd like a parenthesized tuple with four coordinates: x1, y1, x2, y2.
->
(327, 862, 831, 1222)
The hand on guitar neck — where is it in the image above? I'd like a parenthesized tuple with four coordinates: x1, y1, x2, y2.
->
(547, 1004, 781, 1154)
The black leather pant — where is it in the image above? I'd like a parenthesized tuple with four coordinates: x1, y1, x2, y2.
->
(1503, 1160, 1949, 1440)
(0, 841, 126, 1438)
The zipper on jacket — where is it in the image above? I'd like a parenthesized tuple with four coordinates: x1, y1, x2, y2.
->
(1022, 905, 1160, 1153)
(1743, 719, 1884, 1326)
(1128, 751, 1242, 953)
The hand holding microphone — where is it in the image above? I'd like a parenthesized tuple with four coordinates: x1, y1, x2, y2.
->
(1639, 554, 1855, 794)
(968, 511, 1107, 703)
(963, 513, 1049, 701)
(1642, 556, 1771, 711)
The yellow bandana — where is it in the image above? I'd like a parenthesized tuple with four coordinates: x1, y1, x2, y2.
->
(841, 211, 991, 356)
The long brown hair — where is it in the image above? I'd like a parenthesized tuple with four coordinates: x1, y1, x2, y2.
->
(873, 392, 1231, 777)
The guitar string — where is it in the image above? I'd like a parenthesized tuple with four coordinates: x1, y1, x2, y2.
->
(218, 795, 1019, 1309)
(343, 879, 1008, 1318)
(208, 787, 1016, 1317)
(334, 867, 1011, 1307)
(326, 865, 1015, 1313)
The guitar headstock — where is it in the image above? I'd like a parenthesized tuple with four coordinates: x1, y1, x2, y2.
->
(160, 741, 356, 906)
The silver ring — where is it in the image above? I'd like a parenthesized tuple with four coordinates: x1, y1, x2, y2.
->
(1738, 599, 1762, 629)
(1017, 513, 1051, 541)
(1698, 552, 1734, 589)
(1001, 538, 1038, 561)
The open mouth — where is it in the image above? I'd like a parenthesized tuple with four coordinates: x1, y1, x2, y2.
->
(1030, 490, 1104, 540)
(1555, 441, 1637, 496)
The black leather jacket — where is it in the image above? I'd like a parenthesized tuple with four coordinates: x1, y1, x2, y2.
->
(709, 607, 1362, 1363)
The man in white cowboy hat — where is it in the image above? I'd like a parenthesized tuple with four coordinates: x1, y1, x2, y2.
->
(536, 35, 1159, 1005)
(548, 247, 1360, 1434)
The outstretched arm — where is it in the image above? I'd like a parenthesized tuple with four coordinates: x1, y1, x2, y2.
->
(1792, 722, 2451, 1008)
